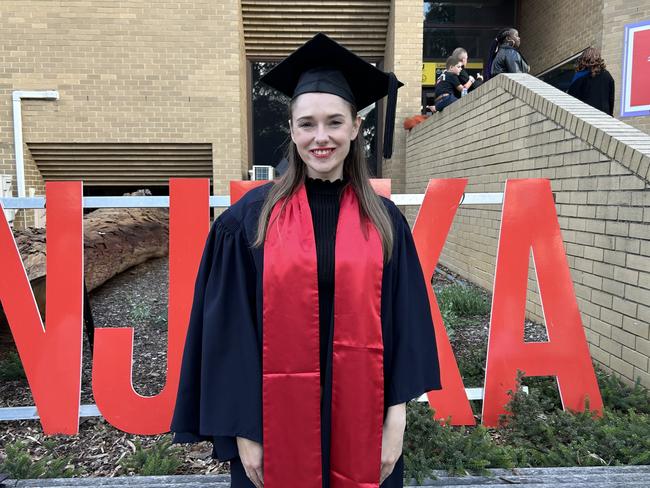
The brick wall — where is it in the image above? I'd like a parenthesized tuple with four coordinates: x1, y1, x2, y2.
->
(406, 74, 650, 388)
(518, 0, 650, 136)
(519, 0, 603, 75)
(382, 0, 423, 193)
(0, 0, 248, 227)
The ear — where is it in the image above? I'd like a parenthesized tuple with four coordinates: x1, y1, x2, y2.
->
(289, 119, 296, 145)
(351, 115, 362, 141)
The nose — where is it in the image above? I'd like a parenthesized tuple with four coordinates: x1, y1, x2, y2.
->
(315, 124, 329, 144)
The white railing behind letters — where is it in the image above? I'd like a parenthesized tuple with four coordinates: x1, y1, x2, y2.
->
(0, 191, 506, 421)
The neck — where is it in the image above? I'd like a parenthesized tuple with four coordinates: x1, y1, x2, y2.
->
(306, 169, 344, 182)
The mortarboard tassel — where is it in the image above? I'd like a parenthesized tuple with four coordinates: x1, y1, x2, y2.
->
(382, 72, 399, 159)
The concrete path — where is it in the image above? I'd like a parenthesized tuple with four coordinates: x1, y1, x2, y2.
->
(3, 465, 650, 487)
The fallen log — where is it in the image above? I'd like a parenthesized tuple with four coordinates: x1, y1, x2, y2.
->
(0, 190, 169, 349)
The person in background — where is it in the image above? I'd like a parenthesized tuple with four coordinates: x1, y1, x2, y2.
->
(567, 47, 615, 116)
(485, 28, 530, 80)
(432, 56, 464, 113)
(452, 47, 483, 93)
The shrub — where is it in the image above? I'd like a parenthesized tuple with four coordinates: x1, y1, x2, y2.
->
(0, 440, 78, 479)
(403, 402, 514, 483)
(120, 437, 182, 476)
(0, 351, 26, 382)
(129, 300, 152, 323)
(498, 373, 650, 467)
(596, 368, 650, 414)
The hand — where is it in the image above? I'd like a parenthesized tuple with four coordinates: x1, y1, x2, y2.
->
(380, 403, 406, 485)
(476, 72, 484, 81)
(236, 436, 264, 488)
(469, 75, 475, 83)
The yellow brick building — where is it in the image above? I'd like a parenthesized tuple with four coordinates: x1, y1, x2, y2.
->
(1, 0, 649, 229)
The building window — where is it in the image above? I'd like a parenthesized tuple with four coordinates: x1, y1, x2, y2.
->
(251, 62, 290, 171)
(422, 1, 516, 83)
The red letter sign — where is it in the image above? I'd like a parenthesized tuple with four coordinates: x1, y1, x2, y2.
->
(92, 179, 209, 434)
(412, 179, 475, 425)
(0, 182, 83, 434)
(482, 179, 603, 426)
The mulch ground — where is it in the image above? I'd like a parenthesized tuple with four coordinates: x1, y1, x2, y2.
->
(0, 257, 224, 477)
(0, 258, 547, 477)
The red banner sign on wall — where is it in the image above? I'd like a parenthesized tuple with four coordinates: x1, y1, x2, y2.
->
(621, 19, 650, 117)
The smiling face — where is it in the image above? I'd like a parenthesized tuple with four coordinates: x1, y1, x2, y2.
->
(289, 92, 361, 181)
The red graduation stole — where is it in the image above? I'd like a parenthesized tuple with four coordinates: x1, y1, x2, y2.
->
(263, 184, 384, 487)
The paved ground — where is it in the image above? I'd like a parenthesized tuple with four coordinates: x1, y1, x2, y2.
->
(3, 465, 650, 487)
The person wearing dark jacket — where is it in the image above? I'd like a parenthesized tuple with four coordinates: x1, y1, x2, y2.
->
(567, 47, 615, 116)
(432, 56, 464, 112)
(486, 28, 530, 79)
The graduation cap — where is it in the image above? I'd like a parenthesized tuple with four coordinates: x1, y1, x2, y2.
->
(259, 32, 403, 159)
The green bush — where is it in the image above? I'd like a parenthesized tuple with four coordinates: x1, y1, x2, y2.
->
(120, 437, 182, 476)
(0, 351, 26, 382)
(456, 345, 487, 387)
(0, 440, 78, 479)
(596, 369, 650, 414)
(403, 367, 650, 481)
(403, 402, 514, 483)
(498, 373, 650, 467)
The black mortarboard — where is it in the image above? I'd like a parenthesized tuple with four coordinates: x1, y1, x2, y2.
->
(259, 33, 403, 159)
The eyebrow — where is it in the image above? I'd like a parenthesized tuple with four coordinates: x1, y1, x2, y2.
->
(296, 113, 346, 122)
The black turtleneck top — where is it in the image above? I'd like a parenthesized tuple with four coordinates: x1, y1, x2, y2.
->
(304, 176, 346, 386)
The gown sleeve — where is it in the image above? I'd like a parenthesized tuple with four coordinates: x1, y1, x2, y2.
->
(170, 213, 261, 461)
(385, 211, 442, 406)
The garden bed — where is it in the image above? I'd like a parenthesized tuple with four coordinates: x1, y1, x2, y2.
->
(1, 257, 648, 481)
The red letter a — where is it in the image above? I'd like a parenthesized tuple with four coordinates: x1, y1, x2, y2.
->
(0, 182, 83, 434)
(92, 179, 209, 434)
(482, 179, 603, 426)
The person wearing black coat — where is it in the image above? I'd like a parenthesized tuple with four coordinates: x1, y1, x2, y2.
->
(567, 47, 615, 116)
(486, 28, 530, 79)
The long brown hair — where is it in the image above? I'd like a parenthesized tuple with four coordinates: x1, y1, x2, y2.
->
(576, 47, 606, 77)
(253, 98, 394, 262)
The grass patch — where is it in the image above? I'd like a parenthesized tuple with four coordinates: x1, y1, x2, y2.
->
(436, 284, 490, 338)
(437, 284, 490, 317)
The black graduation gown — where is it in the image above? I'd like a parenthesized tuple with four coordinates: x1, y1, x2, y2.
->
(171, 182, 441, 487)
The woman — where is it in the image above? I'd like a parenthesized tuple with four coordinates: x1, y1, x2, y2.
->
(452, 47, 483, 93)
(567, 47, 615, 115)
(171, 33, 441, 488)
(486, 28, 530, 80)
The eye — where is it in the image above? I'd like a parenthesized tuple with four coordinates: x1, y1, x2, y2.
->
(299, 122, 313, 128)
(330, 120, 343, 126)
